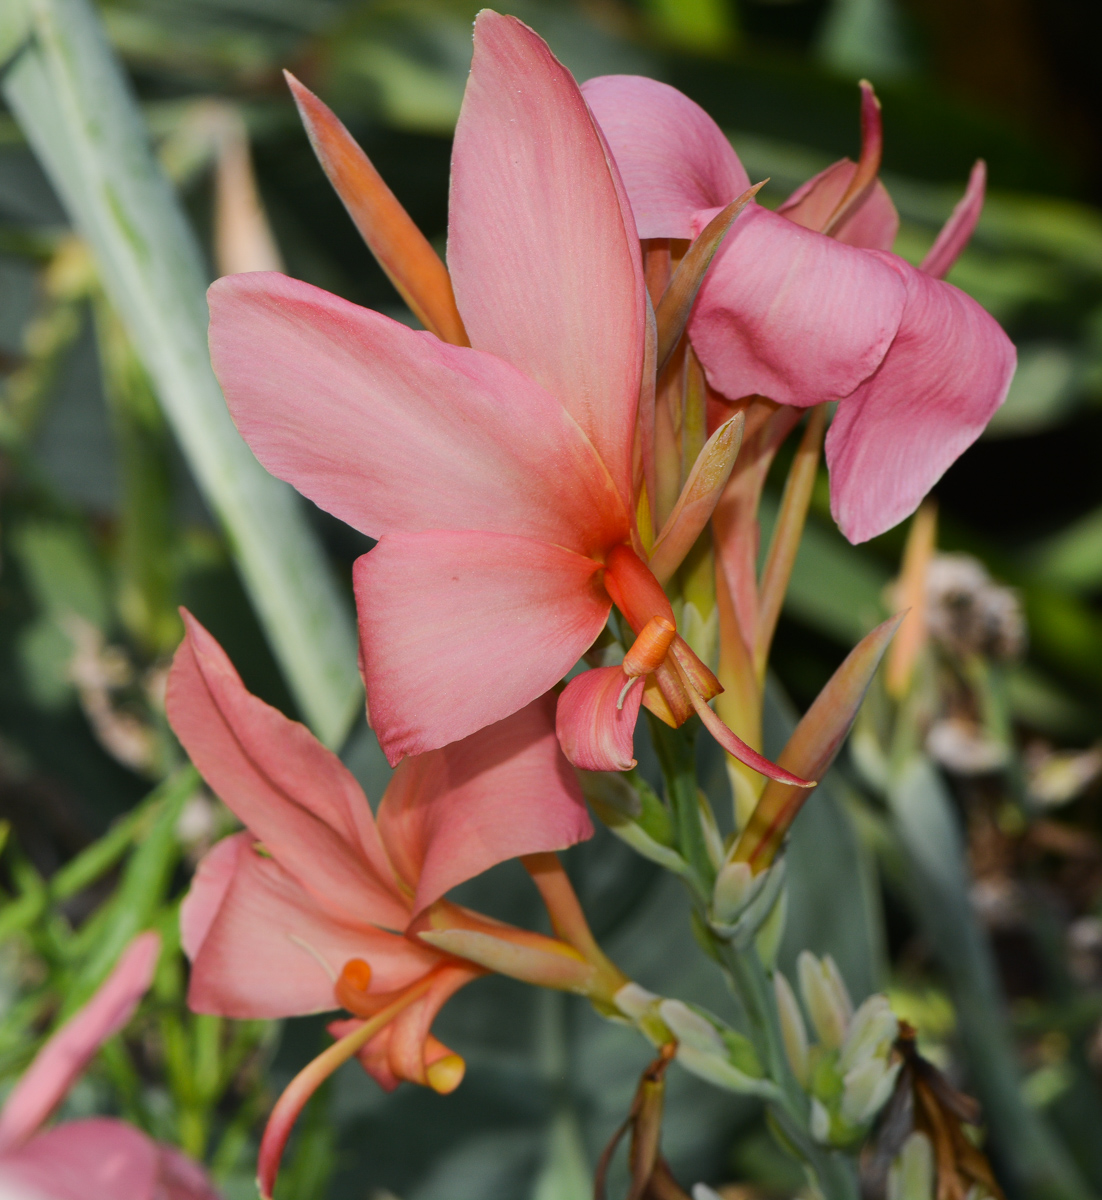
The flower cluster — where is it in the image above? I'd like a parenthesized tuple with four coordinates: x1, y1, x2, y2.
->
(775, 952, 901, 1148)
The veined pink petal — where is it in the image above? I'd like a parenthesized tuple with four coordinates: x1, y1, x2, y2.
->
(582, 74, 750, 239)
(0, 1120, 161, 1200)
(0, 932, 159, 1152)
(827, 256, 1016, 543)
(448, 13, 645, 502)
(378, 695, 592, 914)
(354, 531, 611, 764)
(167, 612, 409, 930)
(208, 272, 627, 556)
(183, 833, 437, 1018)
(556, 666, 643, 772)
(920, 160, 986, 280)
(689, 204, 908, 407)
(778, 159, 899, 250)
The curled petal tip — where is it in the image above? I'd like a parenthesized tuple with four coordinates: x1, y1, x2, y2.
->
(426, 1054, 466, 1094)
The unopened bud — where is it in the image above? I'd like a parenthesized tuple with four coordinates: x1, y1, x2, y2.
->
(888, 1132, 936, 1200)
(797, 952, 853, 1049)
(773, 971, 809, 1087)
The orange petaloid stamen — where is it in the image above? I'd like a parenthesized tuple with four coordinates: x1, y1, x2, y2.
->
(622, 616, 677, 679)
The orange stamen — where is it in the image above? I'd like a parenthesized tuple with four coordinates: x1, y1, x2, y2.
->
(623, 616, 677, 678)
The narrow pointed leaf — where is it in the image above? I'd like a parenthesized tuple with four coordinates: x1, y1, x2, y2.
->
(734, 613, 904, 871)
(654, 184, 763, 374)
(213, 106, 283, 276)
(2, 0, 360, 746)
(286, 72, 468, 347)
(649, 413, 744, 585)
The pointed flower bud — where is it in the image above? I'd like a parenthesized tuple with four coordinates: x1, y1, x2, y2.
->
(797, 951, 853, 1049)
(657, 1000, 776, 1099)
(773, 970, 810, 1087)
(889, 1132, 936, 1200)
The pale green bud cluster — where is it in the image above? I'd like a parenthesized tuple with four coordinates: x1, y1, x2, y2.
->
(775, 951, 901, 1147)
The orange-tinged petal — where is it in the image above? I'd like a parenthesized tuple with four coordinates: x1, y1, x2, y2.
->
(285, 71, 467, 346)
(557, 666, 643, 772)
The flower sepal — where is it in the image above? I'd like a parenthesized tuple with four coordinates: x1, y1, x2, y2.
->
(708, 856, 786, 946)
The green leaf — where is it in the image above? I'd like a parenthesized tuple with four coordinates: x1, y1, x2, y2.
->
(2, 0, 360, 747)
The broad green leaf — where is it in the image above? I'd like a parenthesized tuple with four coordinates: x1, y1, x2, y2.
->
(2, 0, 359, 746)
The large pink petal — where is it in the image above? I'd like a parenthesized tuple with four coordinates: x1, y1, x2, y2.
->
(167, 613, 408, 931)
(688, 203, 908, 407)
(778, 159, 899, 250)
(0, 933, 159, 1152)
(582, 74, 750, 239)
(355, 531, 611, 764)
(183, 833, 436, 1019)
(555, 666, 642, 771)
(0, 1120, 159, 1200)
(448, 13, 645, 502)
(827, 256, 1016, 543)
(208, 272, 627, 556)
(377, 694, 591, 914)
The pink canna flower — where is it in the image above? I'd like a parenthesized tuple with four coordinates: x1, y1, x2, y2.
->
(0, 932, 218, 1200)
(582, 74, 1016, 544)
(206, 12, 808, 783)
(166, 610, 611, 1194)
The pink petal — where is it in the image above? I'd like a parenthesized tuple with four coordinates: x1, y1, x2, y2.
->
(183, 833, 437, 1018)
(155, 1146, 222, 1200)
(827, 256, 1016, 543)
(556, 666, 642, 772)
(448, 13, 645, 502)
(378, 695, 591, 913)
(0, 1119, 159, 1200)
(332, 962, 478, 1090)
(688, 203, 908, 407)
(354, 531, 611, 764)
(0, 934, 160, 1152)
(920, 160, 986, 280)
(582, 74, 750, 239)
(166, 612, 409, 931)
(208, 272, 627, 556)
(778, 159, 899, 250)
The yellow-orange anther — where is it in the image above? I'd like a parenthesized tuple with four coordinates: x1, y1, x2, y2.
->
(622, 617, 676, 678)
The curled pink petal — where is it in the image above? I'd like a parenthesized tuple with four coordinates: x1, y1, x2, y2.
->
(827, 256, 1016, 543)
(449, 13, 645, 502)
(689, 204, 907, 407)
(920, 160, 986, 279)
(556, 666, 643, 772)
(378, 695, 592, 914)
(156, 1145, 222, 1200)
(0, 932, 160, 1152)
(779, 159, 899, 250)
(582, 74, 750, 238)
(355, 531, 611, 765)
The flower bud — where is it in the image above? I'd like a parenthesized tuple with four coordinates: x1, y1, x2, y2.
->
(773, 970, 810, 1087)
(657, 999, 775, 1099)
(888, 1132, 936, 1200)
(797, 952, 853, 1049)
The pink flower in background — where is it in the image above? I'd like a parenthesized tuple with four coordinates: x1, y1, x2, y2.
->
(583, 74, 1015, 544)
(207, 13, 806, 784)
(168, 609, 591, 1092)
(0, 932, 218, 1200)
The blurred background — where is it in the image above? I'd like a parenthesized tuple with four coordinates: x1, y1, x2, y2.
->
(4, 0, 1102, 1197)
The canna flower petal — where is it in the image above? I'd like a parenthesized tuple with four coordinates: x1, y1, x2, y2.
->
(208, 272, 628, 556)
(378, 695, 591, 915)
(181, 834, 437, 1019)
(556, 666, 644, 772)
(688, 205, 908, 408)
(354, 531, 611, 764)
(581, 74, 750, 238)
(826, 257, 1016, 543)
(778, 158, 899, 250)
(167, 610, 409, 929)
(0, 932, 160, 1153)
(448, 12, 645, 502)
(0, 1120, 167, 1200)
(920, 159, 986, 279)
